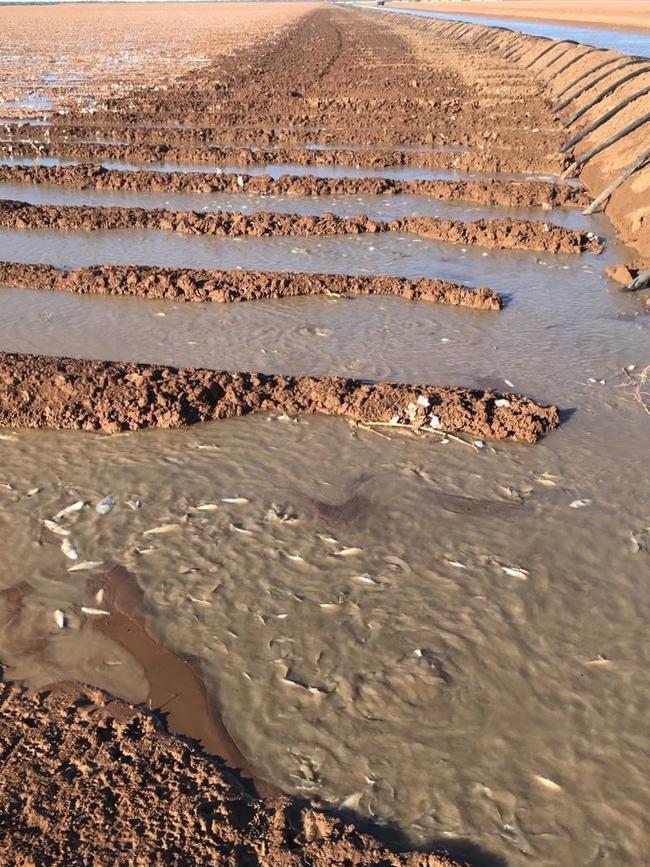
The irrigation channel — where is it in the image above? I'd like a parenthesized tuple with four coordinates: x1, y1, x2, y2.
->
(0, 6, 648, 867)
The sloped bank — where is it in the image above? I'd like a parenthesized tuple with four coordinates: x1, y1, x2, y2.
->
(0, 352, 559, 442)
(0, 262, 503, 310)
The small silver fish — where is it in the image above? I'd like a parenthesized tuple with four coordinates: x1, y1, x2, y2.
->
(53, 500, 85, 519)
(42, 519, 70, 537)
(501, 565, 528, 579)
(60, 538, 78, 560)
(67, 561, 103, 572)
(95, 495, 115, 515)
(143, 524, 181, 535)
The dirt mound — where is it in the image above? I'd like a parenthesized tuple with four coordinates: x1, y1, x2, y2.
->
(0, 138, 562, 175)
(0, 200, 603, 253)
(0, 352, 559, 442)
(0, 678, 460, 867)
(0, 163, 591, 209)
(0, 262, 503, 310)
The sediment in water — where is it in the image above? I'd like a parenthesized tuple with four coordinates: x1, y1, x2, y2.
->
(0, 163, 591, 208)
(0, 200, 603, 253)
(0, 352, 559, 442)
(0, 262, 503, 310)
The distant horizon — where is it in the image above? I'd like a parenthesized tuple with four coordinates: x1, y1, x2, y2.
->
(0, 0, 300, 5)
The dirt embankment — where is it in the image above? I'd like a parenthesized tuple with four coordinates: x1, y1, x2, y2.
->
(0, 200, 603, 254)
(0, 678, 459, 867)
(0, 352, 559, 442)
(0, 163, 590, 209)
(381, 12, 650, 261)
(0, 263, 503, 310)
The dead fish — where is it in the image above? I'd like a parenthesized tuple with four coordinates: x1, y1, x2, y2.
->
(317, 533, 338, 544)
(95, 495, 115, 515)
(53, 500, 85, 519)
(354, 574, 379, 585)
(501, 565, 529, 580)
(53, 609, 66, 629)
(26, 487, 40, 496)
(447, 560, 467, 569)
(583, 655, 616, 669)
(0, 433, 18, 442)
(196, 503, 219, 511)
(283, 553, 305, 562)
(67, 560, 103, 572)
(335, 547, 364, 557)
(142, 524, 181, 535)
(339, 792, 363, 811)
(126, 498, 141, 510)
(60, 538, 78, 560)
(229, 523, 253, 535)
(187, 594, 212, 606)
(533, 775, 562, 793)
(80, 606, 110, 616)
(42, 519, 70, 537)
(221, 497, 249, 505)
(569, 498, 591, 509)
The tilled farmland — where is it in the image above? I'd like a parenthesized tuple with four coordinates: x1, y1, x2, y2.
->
(0, 4, 648, 867)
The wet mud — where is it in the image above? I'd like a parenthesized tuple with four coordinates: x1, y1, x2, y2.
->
(0, 677, 458, 867)
(0, 200, 603, 254)
(0, 262, 503, 310)
(0, 351, 559, 442)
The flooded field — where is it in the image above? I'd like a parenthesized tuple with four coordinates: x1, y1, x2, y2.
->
(0, 4, 648, 867)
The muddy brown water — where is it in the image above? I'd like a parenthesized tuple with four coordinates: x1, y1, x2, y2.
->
(0, 226, 645, 402)
(0, 203, 648, 866)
